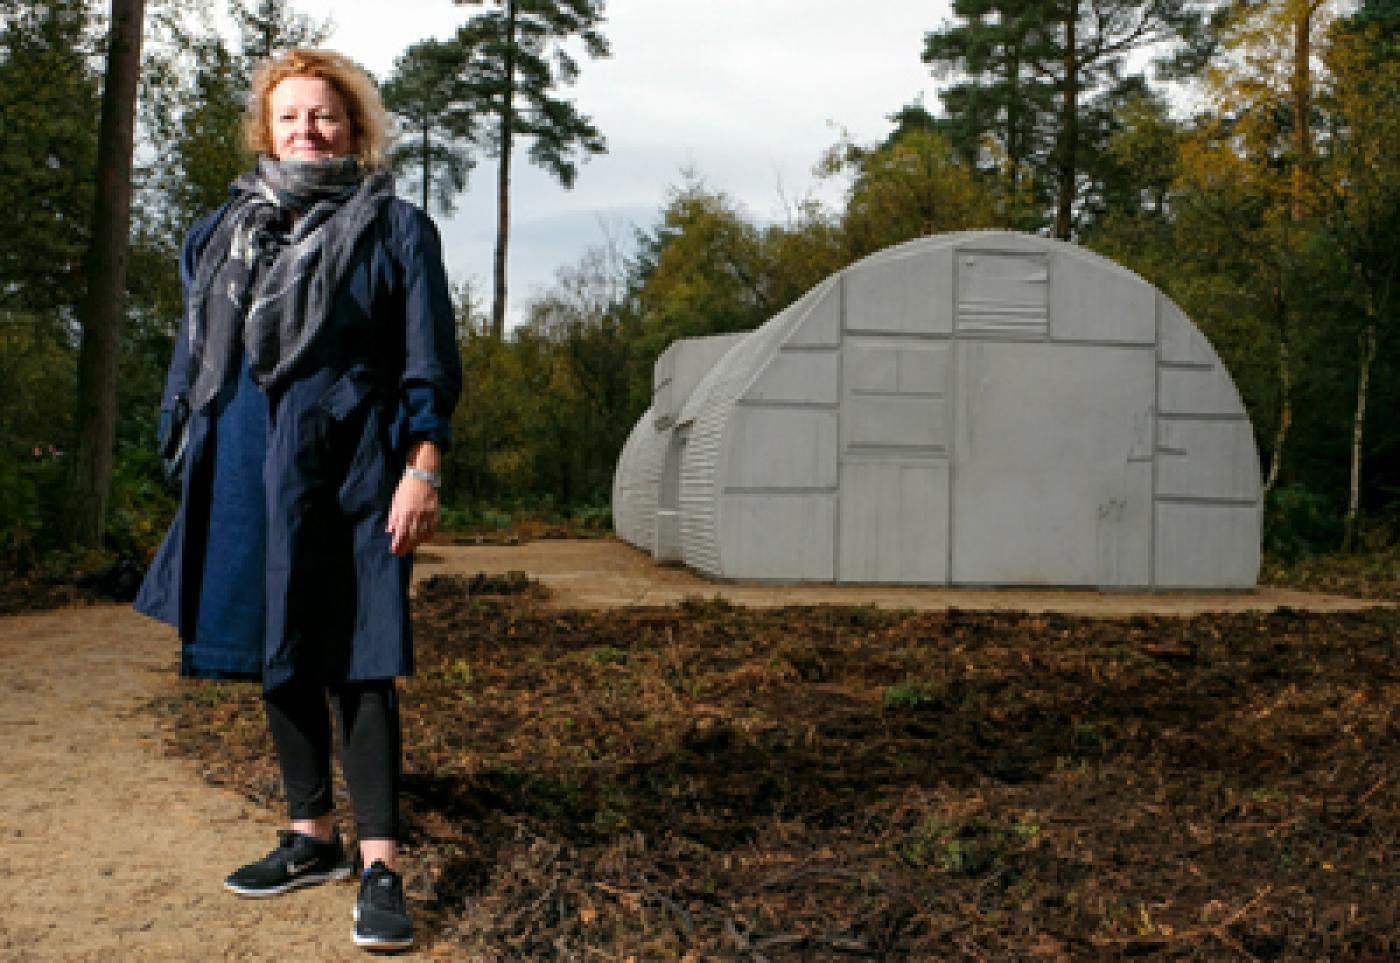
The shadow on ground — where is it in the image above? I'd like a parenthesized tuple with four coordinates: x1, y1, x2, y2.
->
(153, 574, 1399, 960)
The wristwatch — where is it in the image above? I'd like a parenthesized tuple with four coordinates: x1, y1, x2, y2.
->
(404, 466, 442, 489)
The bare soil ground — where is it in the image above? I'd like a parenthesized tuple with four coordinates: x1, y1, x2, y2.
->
(415, 538, 1391, 615)
(1, 539, 1394, 960)
(0, 605, 367, 961)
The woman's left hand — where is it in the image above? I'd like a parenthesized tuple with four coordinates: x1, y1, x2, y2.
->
(387, 442, 442, 556)
(387, 474, 439, 556)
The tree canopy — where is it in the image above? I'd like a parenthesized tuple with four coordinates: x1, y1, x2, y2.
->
(452, 0, 610, 337)
(383, 38, 477, 215)
(2, 0, 1398, 566)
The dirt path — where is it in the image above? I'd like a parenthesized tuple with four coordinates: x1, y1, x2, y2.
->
(0, 605, 395, 961)
(419, 538, 1386, 615)
(0, 540, 1384, 960)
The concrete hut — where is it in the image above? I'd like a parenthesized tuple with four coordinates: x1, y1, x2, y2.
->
(612, 231, 1262, 589)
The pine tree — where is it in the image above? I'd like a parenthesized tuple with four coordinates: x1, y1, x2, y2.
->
(383, 38, 477, 215)
(922, 0, 1057, 226)
(0, 0, 100, 320)
(924, 0, 1210, 238)
(232, 0, 328, 66)
(453, 0, 610, 338)
(0, 1, 99, 549)
(65, 0, 146, 546)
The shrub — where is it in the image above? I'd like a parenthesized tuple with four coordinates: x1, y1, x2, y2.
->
(1264, 482, 1341, 561)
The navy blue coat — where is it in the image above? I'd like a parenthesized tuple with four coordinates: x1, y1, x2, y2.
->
(134, 197, 462, 691)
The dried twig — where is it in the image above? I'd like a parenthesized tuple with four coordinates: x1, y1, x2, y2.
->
(632, 871, 695, 934)
(1358, 776, 1387, 804)
(1090, 884, 1274, 959)
(759, 863, 865, 890)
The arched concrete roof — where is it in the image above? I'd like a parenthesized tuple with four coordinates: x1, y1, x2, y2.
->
(612, 408, 665, 552)
(614, 231, 1261, 589)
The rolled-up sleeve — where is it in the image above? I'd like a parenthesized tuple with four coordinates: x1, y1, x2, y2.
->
(403, 383, 451, 449)
(390, 202, 463, 449)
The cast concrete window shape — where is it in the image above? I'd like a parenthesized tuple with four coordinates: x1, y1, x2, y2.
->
(613, 231, 1262, 589)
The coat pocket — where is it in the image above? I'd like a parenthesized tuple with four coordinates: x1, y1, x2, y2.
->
(318, 364, 379, 420)
(294, 367, 370, 478)
(318, 365, 392, 518)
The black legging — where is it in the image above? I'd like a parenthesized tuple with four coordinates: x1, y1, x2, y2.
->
(263, 680, 400, 841)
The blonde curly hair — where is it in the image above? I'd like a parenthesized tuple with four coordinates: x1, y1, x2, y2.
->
(244, 49, 390, 170)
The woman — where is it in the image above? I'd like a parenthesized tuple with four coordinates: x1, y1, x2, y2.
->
(135, 48, 461, 952)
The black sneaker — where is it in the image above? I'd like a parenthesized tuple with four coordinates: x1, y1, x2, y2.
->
(353, 860, 414, 951)
(224, 829, 352, 897)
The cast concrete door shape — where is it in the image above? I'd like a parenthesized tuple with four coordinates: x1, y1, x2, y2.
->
(613, 231, 1262, 589)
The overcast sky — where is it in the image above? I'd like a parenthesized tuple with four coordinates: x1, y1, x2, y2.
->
(295, 0, 953, 326)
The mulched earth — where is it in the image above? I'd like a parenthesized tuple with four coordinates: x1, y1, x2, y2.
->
(152, 573, 1398, 960)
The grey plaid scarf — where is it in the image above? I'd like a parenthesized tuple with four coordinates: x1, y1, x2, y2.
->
(186, 156, 395, 412)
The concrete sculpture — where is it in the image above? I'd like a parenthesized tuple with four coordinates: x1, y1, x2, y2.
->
(613, 231, 1262, 588)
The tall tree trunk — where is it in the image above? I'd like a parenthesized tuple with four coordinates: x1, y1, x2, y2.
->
(490, 0, 516, 339)
(1006, 44, 1022, 196)
(1262, 285, 1291, 499)
(1343, 321, 1377, 552)
(421, 118, 431, 211)
(64, 0, 145, 547)
(1290, 1, 1316, 221)
(1055, 1, 1078, 240)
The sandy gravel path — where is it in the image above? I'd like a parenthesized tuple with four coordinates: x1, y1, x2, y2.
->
(418, 538, 1386, 616)
(0, 539, 1384, 960)
(0, 604, 400, 961)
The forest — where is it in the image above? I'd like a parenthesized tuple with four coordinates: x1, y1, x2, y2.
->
(2, 0, 1399, 583)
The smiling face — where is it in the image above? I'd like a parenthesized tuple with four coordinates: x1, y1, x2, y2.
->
(267, 75, 355, 162)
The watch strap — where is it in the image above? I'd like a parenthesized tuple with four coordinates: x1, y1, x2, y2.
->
(404, 466, 442, 488)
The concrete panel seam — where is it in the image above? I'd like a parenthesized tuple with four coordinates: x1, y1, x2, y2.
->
(845, 444, 948, 457)
(850, 389, 946, 399)
(1150, 292, 1161, 588)
(946, 298, 959, 583)
(724, 486, 840, 495)
(834, 328, 954, 341)
(843, 454, 951, 466)
(1155, 495, 1258, 506)
(735, 399, 839, 411)
(956, 320, 1050, 338)
(834, 273, 846, 579)
(946, 332, 1053, 345)
(846, 452, 947, 461)
(1048, 338, 1156, 350)
(957, 245, 1048, 257)
(844, 334, 954, 344)
(957, 302, 1048, 316)
(1157, 412, 1248, 423)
